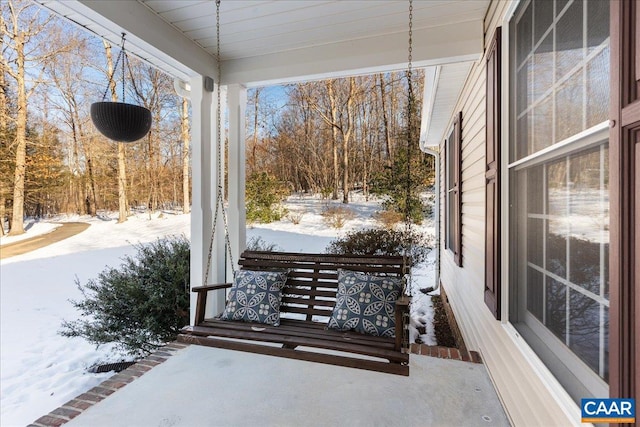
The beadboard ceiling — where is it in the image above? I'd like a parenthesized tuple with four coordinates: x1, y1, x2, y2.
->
(140, 0, 488, 61)
(37, 0, 489, 85)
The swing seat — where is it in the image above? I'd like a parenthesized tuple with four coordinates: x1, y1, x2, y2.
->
(178, 251, 411, 375)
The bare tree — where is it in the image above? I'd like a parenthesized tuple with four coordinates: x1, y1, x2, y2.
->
(1, 0, 60, 235)
(181, 96, 190, 213)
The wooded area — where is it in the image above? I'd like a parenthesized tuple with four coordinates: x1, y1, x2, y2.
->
(1, 0, 433, 236)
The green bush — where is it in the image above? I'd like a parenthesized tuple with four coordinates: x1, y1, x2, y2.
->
(325, 227, 431, 266)
(246, 172, 289, 223)
(60, 236, 190, 355)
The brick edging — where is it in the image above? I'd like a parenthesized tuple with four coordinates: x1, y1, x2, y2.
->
(410, 343, 482, 363)
(28, 342, 190, 427)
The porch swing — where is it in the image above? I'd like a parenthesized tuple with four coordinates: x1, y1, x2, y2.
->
(179, 0, 419, 376)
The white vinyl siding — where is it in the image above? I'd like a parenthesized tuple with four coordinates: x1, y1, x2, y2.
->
(438, 0, 580, 425)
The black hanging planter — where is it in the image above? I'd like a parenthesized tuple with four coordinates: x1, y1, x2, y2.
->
(91, 33, 152, 143)
(91, 102, 151, 143)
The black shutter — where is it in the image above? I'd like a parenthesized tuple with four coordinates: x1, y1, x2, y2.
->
(452, 112, 462, 267)
(484, 27, 502, 319)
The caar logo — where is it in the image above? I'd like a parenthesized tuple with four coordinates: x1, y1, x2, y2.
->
(581, 398, 635, 423)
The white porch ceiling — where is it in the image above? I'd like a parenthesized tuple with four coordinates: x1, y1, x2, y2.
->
(35, 0, 487, 150)
(36, 0, 489, 86)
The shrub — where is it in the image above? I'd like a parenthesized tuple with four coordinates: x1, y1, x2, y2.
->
(321, 205, 355, 229)
(60, 236, 190, 356)
(373, 209, 405, 228)
(246, 236, 282, 252)
(286, 211, 304, 224)
(246, 172, 290, 223)
(325, 227, 431, 266)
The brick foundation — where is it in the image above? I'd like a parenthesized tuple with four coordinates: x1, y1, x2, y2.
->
(409, 342, 482, 363)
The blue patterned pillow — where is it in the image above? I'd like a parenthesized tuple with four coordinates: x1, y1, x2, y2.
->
(220, 269, 288, 326)
(328, 269, 403, 337)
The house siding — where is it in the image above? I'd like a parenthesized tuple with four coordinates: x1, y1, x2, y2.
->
(438, 0, 581, 425)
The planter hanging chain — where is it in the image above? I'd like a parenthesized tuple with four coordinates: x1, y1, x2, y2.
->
(101, 33, 128, 103)
(203, 0, 237, 287)
(91, 33, 152, 142)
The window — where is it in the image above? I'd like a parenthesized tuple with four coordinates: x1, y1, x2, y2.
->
(508, 0, 610, 402)
(446, 112, 462, 266)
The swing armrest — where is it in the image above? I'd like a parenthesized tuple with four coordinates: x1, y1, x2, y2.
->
(191, 283, 232, 293)
(192, 283, 232, 325)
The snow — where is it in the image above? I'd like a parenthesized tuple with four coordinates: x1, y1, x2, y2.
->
(0, 195, 435, 427)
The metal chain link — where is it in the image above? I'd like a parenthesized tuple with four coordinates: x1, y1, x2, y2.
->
(204, 0, 236, 287)
(121, 33, 126, 103)
(101, 33, 126, 102)
(403, 0, 415, 350)
(404, 0, 414, 244)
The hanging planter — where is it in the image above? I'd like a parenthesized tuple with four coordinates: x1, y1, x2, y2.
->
(91, 102, 151, 143)
(91, 33, 151, 143)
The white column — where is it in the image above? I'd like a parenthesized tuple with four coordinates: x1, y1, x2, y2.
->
(189, 75, 225, 325)
(226, 84, 247, 281)
(189, 75, 211, 325)
(209, 82, 227, 315)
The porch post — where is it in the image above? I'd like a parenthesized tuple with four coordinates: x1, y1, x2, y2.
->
(210, 81, 227, 314)
(226, 84, 247, 280)
(189, 75, 225, 325)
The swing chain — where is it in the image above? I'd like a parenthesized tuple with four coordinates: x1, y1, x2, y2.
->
(404, 0, 414, 301)
(203, 0, 236, 287)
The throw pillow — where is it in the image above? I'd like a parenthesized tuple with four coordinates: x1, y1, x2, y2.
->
(220, 269, 288, 326)
(328, 269, 403, 337)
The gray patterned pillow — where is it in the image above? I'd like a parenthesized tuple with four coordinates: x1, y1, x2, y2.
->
(328, 269, 403, 337)
(220, 269, 288, 326)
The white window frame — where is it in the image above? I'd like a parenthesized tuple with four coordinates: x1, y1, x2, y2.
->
(499, 0, 610, 409)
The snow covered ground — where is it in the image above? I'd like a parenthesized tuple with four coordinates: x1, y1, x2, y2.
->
(0, 194, 435, 426)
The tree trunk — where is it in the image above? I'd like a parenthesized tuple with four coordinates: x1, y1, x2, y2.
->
(181, 97, 190, 214)
(327, 80, 340, 200)
(378, 73, 393, 165)
(103, 40, 128, 223)
(342, 77, 355, 204)
(251, 88, 261, 175)
(0, 19, 6, 235)
(9, 31, 26, 235)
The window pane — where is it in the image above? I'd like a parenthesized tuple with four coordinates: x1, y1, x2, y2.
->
(587, 47, 610, 128)
(568, 148, 602, 294)
(556, 0, 570, 16)
(534, 1, 554, 46)
(587, 0, 609, 53)
(555, 0, 583, 82)
(528, 218, 543, 267)
(527, 267, 544, 321)
(533, 95, 553, 152)
(527, 165, 544, 214)
(546, 277, 566, 340)
(569, 289, 600, 374)
(555, 70, 584, 143)
(517, 58, 533, 114)
(547, 159, 567, 276)
(516, 2, 533, 66)
(533, 32, 554, 101)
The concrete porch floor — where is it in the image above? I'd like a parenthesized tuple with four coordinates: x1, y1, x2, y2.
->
(56, 344, 509, 427)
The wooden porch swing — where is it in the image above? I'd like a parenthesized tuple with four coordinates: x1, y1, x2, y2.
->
(178, 0, 418, 376)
